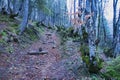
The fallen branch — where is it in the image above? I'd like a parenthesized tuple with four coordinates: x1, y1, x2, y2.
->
(27, 50, 48, 55)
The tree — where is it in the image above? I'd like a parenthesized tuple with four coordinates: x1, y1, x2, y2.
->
(113, 0, 118, 38)
(113, 9, 120, 57)
(113, 0, 119, 57)
(19, 0, 29, 34)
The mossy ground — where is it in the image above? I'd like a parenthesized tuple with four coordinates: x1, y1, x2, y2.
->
(0, 14, 44, 53)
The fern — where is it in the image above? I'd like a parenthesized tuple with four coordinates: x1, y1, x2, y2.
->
(103, 56, 120, 80)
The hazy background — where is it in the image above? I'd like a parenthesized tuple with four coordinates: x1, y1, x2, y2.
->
(105, 0, 120, 35)
(67, 0, 120, 35)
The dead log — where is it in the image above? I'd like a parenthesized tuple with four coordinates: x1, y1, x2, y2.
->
(27, 51, 48, 55)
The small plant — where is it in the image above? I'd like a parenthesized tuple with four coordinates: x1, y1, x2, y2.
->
(0, 30, 8, 45)
(91, 75, 98, 80)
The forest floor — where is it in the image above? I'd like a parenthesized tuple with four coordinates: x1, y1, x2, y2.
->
(0, 14, 105, 80)
(0, 25, 90, 80)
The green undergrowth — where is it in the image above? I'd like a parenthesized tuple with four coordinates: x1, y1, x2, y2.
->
(102, 56, 120, 80)
(0, 14, 45, 53)
(80, 44, 104, 74)
(0, 30, 16, 53)
(103, 47, 114, 57)
(56, 26, 81, 44)
(19, 25, 44, 44)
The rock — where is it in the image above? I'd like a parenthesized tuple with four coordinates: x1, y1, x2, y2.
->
(39, 47, 43, 52)
(52, 45, 56, 49)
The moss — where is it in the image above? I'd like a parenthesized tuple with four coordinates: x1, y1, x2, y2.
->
(82, 27, 88, 43)
(80, 44, 89, 56)
(57, 26, 81, 44)
(80, 44, 89, 66)
(67, 27, 74, 37)
(67, 27, 80, 38)
(88, 57, 104, 73)
(0, 14, 14, 22)
(0, 30, 8, 44)
(80, 44, 104, 73)
(82, 56, 90, 66)
(24, 27, 38, 41)
(56, 25, 66, 32)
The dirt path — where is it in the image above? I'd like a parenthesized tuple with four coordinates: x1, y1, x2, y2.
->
(0, 28, 82, 80)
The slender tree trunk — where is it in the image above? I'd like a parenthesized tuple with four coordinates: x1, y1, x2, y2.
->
(113, 0, 118, 57)
(113, 9, 120, 57)
(74, 0, 76, 18)
(113, 0, 118, 38)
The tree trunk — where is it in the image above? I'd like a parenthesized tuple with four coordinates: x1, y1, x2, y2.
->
(113, 0, 118, 57)
(74, 0, 76, 18)
(19, 0, 29, 34)
(113, 9, 120, 57)
(113, 0, 118, 38)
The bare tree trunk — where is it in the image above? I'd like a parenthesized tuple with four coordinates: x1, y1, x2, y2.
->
(113, 0, 118, 38)
(114, 9, 120, 57)
(113, 0, 118, 57)
(19, 0, 29, 34)
(74, 0, 76, 18)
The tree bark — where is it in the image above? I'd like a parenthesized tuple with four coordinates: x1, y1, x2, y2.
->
(113, 0, 119, 57)
(113, 9, 120, 57)
(113, 0, 118, 38)
(19, 0, 29, 34)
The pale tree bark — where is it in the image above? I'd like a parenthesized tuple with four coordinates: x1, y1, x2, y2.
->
(86, 0, 97, 59)
(19, 0, 29, 34)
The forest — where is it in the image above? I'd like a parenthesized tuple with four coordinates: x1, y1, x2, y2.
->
(0, 0, 120, 80)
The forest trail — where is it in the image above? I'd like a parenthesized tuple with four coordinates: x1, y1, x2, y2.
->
(0, 28, 82, 80)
